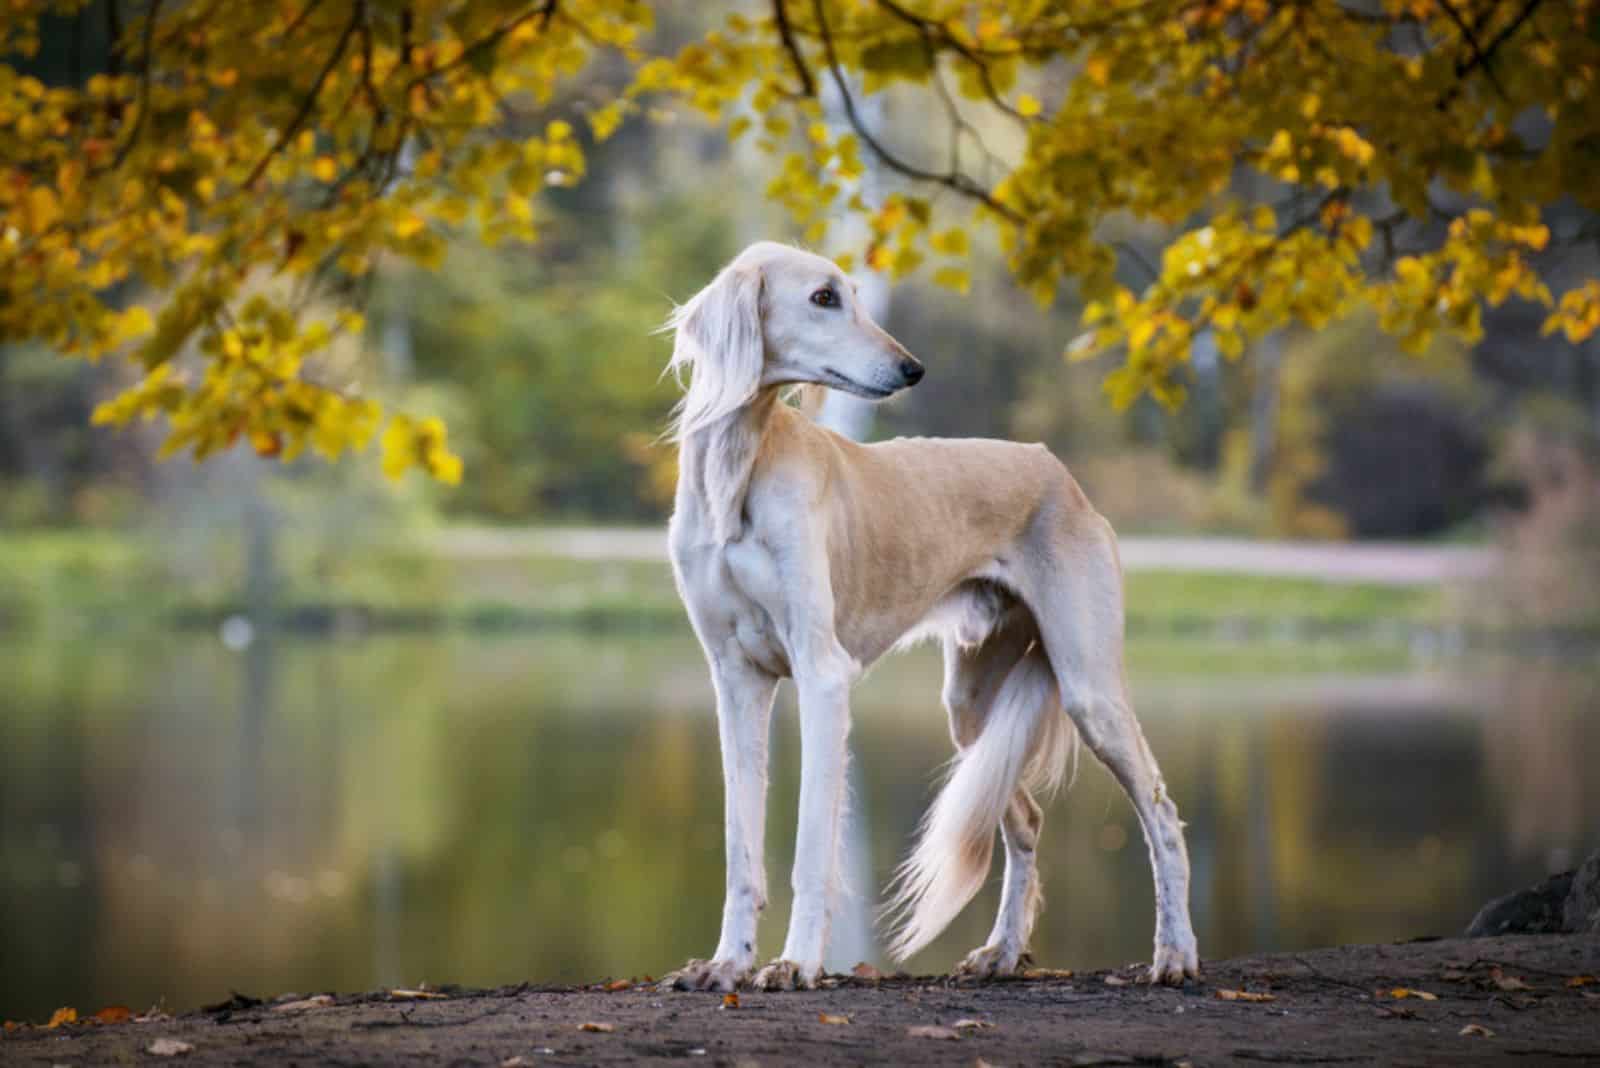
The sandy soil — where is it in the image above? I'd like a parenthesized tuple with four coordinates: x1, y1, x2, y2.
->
(5, 935, 1597, 1066)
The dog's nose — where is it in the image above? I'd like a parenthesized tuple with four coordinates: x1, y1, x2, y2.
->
(900, 358, 925, 385)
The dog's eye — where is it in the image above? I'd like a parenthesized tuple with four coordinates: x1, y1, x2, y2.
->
(809, 287, 838, 308)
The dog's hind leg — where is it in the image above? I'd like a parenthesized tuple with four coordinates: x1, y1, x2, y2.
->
(939, 628, 1054, 979)
(954, 788, 1045, 978)
(1024, 514, 1200, 984)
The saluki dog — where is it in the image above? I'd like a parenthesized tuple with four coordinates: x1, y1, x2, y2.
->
(660, 241, 1199, 992)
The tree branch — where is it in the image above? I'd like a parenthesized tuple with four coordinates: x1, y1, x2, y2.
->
(772, 0, 816, 97)
(406, 1, 558, 89)
(243, 4, 363, 189)
(808, 0, 1021, 223)
(109, 0, 163, 170)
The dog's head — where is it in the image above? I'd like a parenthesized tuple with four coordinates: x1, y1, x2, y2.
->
(664, 242, 924, 438)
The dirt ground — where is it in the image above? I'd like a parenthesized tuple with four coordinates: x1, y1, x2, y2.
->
(5, 934, 1597, 1066)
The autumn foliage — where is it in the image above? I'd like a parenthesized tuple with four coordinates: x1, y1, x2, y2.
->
(1, 1, 1596, 478)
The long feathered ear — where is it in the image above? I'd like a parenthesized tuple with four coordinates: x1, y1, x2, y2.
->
(663, 262, 765, 441)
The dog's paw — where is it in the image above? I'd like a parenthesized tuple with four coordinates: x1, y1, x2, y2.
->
(1146, 937, 1201, 985)
(953, 943, 1030, 981)
(659, 958, 749, 993)
(750, 959, 818, 991)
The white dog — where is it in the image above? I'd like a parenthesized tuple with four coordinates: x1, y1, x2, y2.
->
(660, 242, 1199, 992)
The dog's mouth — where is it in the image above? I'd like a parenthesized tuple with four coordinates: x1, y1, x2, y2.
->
(820, 367, 896, 399)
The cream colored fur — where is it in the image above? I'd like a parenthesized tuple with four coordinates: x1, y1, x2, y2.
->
(659, 242, 1200, 993)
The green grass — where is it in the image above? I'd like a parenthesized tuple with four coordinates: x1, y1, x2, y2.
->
(0, 528, 1442, 639)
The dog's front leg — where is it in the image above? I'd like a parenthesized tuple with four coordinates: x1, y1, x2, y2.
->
(752, 664, 852, 991)
(663, 653, 778, 992)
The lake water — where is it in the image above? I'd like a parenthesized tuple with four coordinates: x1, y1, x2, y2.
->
(2, 628, 1596, 1023)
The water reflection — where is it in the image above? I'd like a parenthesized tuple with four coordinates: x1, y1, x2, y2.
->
(1, 631, 1595, 1022)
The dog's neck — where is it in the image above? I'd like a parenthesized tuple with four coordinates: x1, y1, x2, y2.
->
(676, 387, 785, 545)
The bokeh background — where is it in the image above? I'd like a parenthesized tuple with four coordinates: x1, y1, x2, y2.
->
(4, 2, 1600, 1026)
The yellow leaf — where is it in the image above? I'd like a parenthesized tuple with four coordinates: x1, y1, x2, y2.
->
(1016, 93, 1041, 117)
(312, 156, 338, 182)
(47, 1007, 78, 1028)
(1216, 989, 1275, 1002)
(818, 1013, 850, 1025)
(27, 186, 60, 230)
(1387, 987, 1438, 1000)
(1084, 55, 1110, 86)
(577, 1021, 614, 1033)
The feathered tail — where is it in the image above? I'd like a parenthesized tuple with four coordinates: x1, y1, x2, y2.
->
(883, 644, 1074, 961)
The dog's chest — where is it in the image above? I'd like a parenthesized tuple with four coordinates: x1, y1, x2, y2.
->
(720, 539, 791, 674)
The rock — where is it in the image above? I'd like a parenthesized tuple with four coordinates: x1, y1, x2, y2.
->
(1466, 848, 1600, 937)
(1466, 870, 1574, 937)
(1565, 850, 1600, 934)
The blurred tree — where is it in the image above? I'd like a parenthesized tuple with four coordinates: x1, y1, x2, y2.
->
(3, 1, 1598, 482)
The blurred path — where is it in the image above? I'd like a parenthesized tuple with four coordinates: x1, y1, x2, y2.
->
(434, 527, 1494, 586)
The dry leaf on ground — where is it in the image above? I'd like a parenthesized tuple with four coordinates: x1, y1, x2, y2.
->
(46, 1007, 77, 1028)
(952, 1018, 996, 1031)
(601, 979, 633, 992)
(907, 1025, 962, 1040)
(91, 1005, 133, 1024)
(1023, 968, 1074, 980)
(577, 1021, 615, 1033)
(390, 989, 447, 1000)
(1387, 988, 1438, 1001)
(1566, 975, 1596, 988)
(1216, 989, 1276, 1002)
(1490, 968, 1531, 991)
(851, 962, 885, 980)
(273, 995, 334, 1012)
(1103, 975, 1129, 987)
(148, 1037, 195, 1056)
(720, 993, 739, 1010)
(818, 1013, 850, 1025)
(1459, 1023, 1495, 1038)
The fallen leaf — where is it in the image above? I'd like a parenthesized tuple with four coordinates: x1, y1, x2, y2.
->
(390, 988, 447, 1000)
(952, 1018, 996, 1031)
(1216, 989, 1276, 1002)
(1103, 975, 1129, 987)
(91, 1005, 133, 1024)
(601, 979, 633, 992)
(148, 1037, 195, 1056)
(1387, 988, 1438, 1001)
(720, 993, 739, 1010)
(577, 1021, 614, 1033)
(851, 962, 885, 980)
(3, 1020, 22, 1033)
(818, 1013, 850, 1025)
(1490, 967, 1531, 992)
(907, 1025, 962, 1040)
(272, 995, 333, 1013)
(1022, 967, 1074, 980)
(1459, 1023, 1495, 1038)
(501, 1058, 532, 1067)
(1567, 975, 1597, 988)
